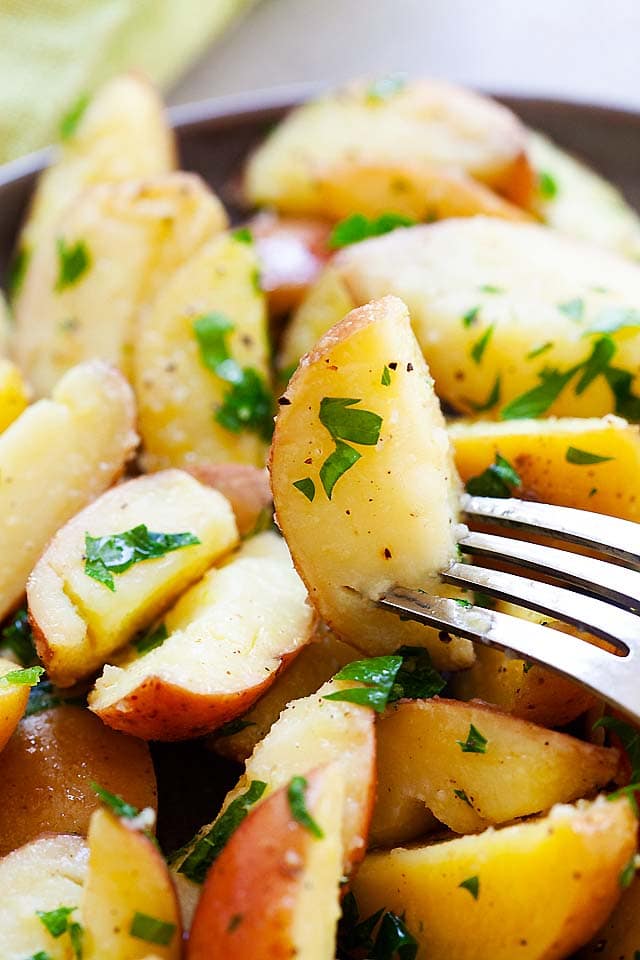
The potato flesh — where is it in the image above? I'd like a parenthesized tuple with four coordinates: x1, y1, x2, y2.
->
(579, 873, 640, 958)
(0, 656, 30, 755)
(450, 414, 640, 521)
(0, 705, 157, 857)
(271, 294, 472, 667)
(353, 797, 637, 960)
(89, 531, 315, 739)
(29, 469, 238, 686)
(135, 231, 270, 472)
(245, 78, 531, 215)
(0, 359, 29, 433)
(0, 360, 137, 622)
(14, 173, 227, 396)
(373, 698, 619, 838)
(0, 834, 88, 960)
(82, 808, 181, 960)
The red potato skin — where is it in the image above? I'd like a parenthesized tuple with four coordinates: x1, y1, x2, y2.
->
(92, 647, 303, 741)
(184, 462, 272, 537)
(187, 770, 324, 960)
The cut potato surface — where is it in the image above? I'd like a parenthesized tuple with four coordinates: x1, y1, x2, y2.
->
(82, 808, 182, 960)
(245, 77, 534, 218)
(0, 358, 29, 433)
(0, 833, 88, 960)
(450, 414, 640, 521)
(0, 361, 137, 622)
(188, 766, 344, 960)
(373, 698, 619, 839)
(271, 294, 472, 667)
(282, 218, 640, 419)
(0, 705, 157, 857)
(529, 130, 640, 260)
(185, 462, 272, 538)
(30, 469, 238, 687)
(0, 656, 31, 754)
(353, 797, 637, 960)
(14, 173, 227, 396)
(90, 531, 315, 740)
(135, 230, 271, 472)
(212, 623, 358, 763)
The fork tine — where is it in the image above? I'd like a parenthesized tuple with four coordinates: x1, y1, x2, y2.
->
(441, 561, 640, 653)
(459, 530, 640, 610)
(462, 494, 640, 570)
(378, 589, 640, 723)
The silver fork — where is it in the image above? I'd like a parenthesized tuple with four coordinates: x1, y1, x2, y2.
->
(378, 494, 640, 723)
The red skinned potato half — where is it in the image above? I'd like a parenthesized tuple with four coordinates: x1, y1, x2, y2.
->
(188, 765, 344, 960)
(185, 462, 272, 538)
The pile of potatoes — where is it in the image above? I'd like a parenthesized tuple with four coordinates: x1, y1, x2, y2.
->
(2, 71, 640, 959)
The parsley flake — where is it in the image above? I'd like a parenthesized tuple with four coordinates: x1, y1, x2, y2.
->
(538, 169, 559, 200)
(134, 622, 168, 656)
(0, 606, 37, 664)
(459, 875, 480, 899)
(456, 723, 488, 754)
(55, 238, 90, 292)
(526, 341, 554, 360)
(462, 305, 480, 328)
(565, 446, 614, 465)
(593, 716, 640, 813)
(293, 477, 316, 502)
(0, 665, 43, 687)
(319, 440, 361, 499)
(466, 375, 501, 413)
(480, 284, 502, 294)
(329, 211, 415, 249)
(501, 367, 574, 419)
(324, 649, 444, 712)
(84, 525, 200, 591)
(620, 857, 637, 889)
(7, 245, 30, 297)
(233, 226, 253, 244)
(59, 92, 90, 141)
(130, 912, 176, 946)
(470, 325, 494, 365)
(465, 453, 521, 498)
(338, 893, 418, 960)
(91, 782, 140, 820)
(216, 718, 256, 738)
(37, 905, 76, 938)
(454, 788, 473, 807)
(381, 365, 392, 386)
(287, 776, 324, 838)
(317, 397, 382, 499)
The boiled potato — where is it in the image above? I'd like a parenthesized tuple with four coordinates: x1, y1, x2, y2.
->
(135, 231, 271, 472)
(16, 73, 175, 276)
(29, 469, 238, 687)
(90, 531, 315, 740)
(529, 130, 640, 260)
(353, 796, 637, 960)
(14, 173, 227, 397)
(372, 698, 619, 842)
(0, 291, 9, 354)
(0, 359, 30, 433)
(0, 705, 157, 857)
(0, 657, 32, 753)
(82, 808, 181, 960)
(211, 623, 357, 762)
(450, 414, 640, 521)
(245, 77, 534, 219)
(0, 834, 88, 960)
(185, 463, 272, 538)
(579, 873, 640, 958)
(0, 361, 136, 622)
(281, 218, 640, 419)
(271, 294, 473, 667)
(188, 765, 343, 960)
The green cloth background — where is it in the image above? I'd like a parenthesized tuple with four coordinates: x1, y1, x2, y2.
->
(0, 0, 254, 164)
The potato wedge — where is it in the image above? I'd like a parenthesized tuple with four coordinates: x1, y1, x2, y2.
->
(14, 173, 227, 396)
(529, 130, 640, 260)
(211, 623, 357, 763)
(135, 231, 271, 472)
(90, 531, 315, 740)
(450, 414, 640, 521)
(185, 463, 272, 538)
(188, 765, 343, 960)
(0, 657, 31, 754)
(0, 704, 156, 857)
(0, 291, 9, 354)
(271, 294, 472, 667)
(29, 469, 238, 687)
(0, 834, 88, 960)
(579, 873, 640, 958)
(245, 77, 534, 218)
(0, 358, 30, 433)
(17, 74, 175, 269)
(0, 360, 136, 622)
(281, 218, 640, 419)
(82, 807, 181, 960)
(353, 796, 637, 960)
(372, 698, 619, 842)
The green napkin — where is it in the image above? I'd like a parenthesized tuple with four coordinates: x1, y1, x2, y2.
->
(0, 0, 254, 164)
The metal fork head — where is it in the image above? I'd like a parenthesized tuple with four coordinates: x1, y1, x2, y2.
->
(379, 495, 640, 725)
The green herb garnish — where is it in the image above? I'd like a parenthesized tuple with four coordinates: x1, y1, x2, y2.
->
(470, 325, 494, 365)
(287, 775, 324, 838)
(480, 284, 502, 294)
(319, 440, 361, 499)
(329, 211, 415, 249)
(0, 665, 43, 687)
(59, 92, 90, 141)
(565, 446, 614, 465)
(293, 478, 316, 502)
(25, 679, 83, 717)
(0, 606, 37, 664)
(337, 893, 418, 960)
(526, 342, 554, 360)
(130, 912, 176, 946)
(593, 716, 640, 812)
(381, 365, 392, 386)
(456, 724, 488, 754)
(91, 782, 140, 820)
(500, 367, 574, 419)
(462, 306, 480, 328)
(316, 397, 383, 499)
(233, 226, 253, 244)
(324, 649, 444, 712)
(459, 875, 480, 899)
(55, 238, 90, 292)
(216, 718, 256, 738)
(392, 646, 446, 700)
(134, 622, 168, 656)
(558, 297, 584, 321)
(454, 788, 473, 807)
(620, 857, 637, 889)
(466, 375, 501, 413)
(465, 453, 521, 499)
(7, 245, 30, 297)
(538, 170, 558, 200)
(84, 525, 200, 591)
(37, 906, 76, 937)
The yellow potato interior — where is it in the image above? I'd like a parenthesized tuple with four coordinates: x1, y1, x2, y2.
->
(0, 359, 29, 434)
(0, 657, 31, 754)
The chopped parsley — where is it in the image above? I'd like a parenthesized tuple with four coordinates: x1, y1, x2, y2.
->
(500, 367, 574, 419)
(328, 212, 415, 249)
(465, 453, 521, 499)
(193, 312, 274, 442)
(91, 782, 140, 820)
(0, 606, 37, 664)
(0, 665, 43, 687)
(538, 169, 559, 200)
(523, 660, 535, 674)
(134, 622, 168, 656)
(316, 397, 383, 499)
(620, 857, 637, 889)
(462, 306, 480, 328)
(557, 297, 584, 321)
(25, 953, 52, 960)
(454, 788, 473, 807)
(526, 341, 554, 360)
(381, 365, 392, 386)
(319, 440, 362, 499)
(25, 678, 83, 717)
(251, 266, 262, 293)
(130, 912, 176, 946)
(7, 245, 30, 297)
(84, 525, 200, 591)
(565, 446, 614, 465)
(466, 375, 501, 413)
(593, 716, 640, 812)
(59, 92, 90, 141)
(459, 875, 480, 899)
(480, 284, 502, 294)
(337, 893, 418, 960)
(323, 648, 444, 712)
(55, 238, 91, 292)
(216, 718, 256, 738)
(365, 74, 407, 103)
(456, 723, 488, 754)
(233, 226, 253, 244)
(292, 477, 315, 502)
(470, 325, 494, 365)
(177, 780, 267, 884)
(37, 905, 82, 959)
(287, 776, 324, 838)
(392, 646, 446, 700)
